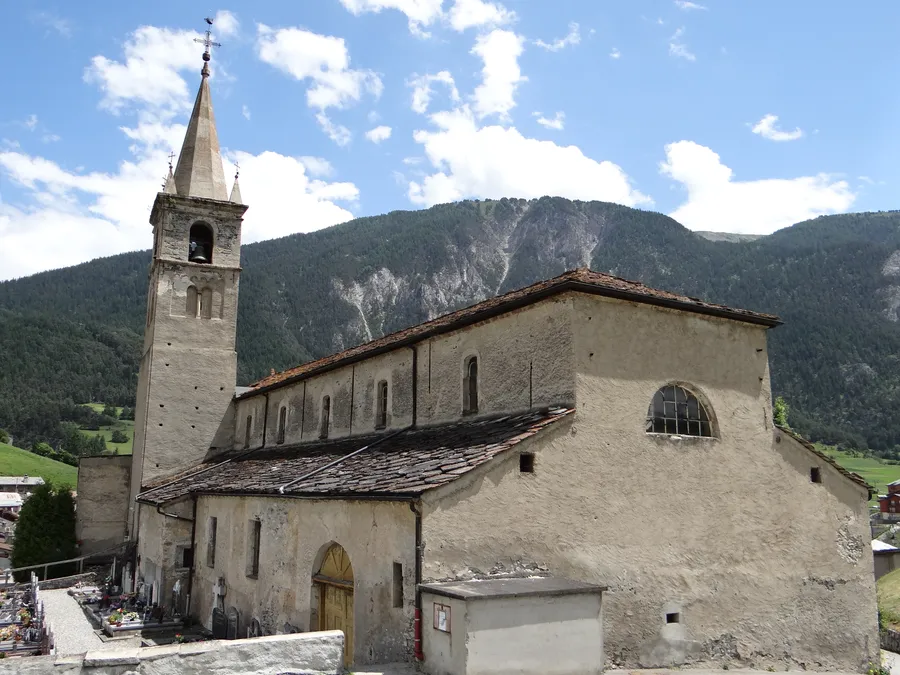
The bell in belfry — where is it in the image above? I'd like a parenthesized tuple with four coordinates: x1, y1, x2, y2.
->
(189, 240, 210, 263)
(188, 223, 214, 264)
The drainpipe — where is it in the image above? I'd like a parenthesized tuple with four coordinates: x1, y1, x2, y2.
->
(410, 500, 424, 661)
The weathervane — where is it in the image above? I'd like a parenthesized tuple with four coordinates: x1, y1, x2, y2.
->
(167, 151, 175, 171)
(234, 161, 240, 179)
(194, 17, 221, 76)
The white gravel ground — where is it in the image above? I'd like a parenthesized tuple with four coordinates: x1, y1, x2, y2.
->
(39, 588, 140, 655)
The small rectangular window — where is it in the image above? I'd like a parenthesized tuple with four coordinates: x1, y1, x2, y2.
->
(519, 452, 535, 473)
(320, 396, 331, 439)
(392, 562, 403, 608)
(376, 381, 388, 429)
(182, 546, 194, 569)
(666, 612, 680, 624)
(277, 407, 286, 445)
(247, 519, 261, 578)
(810, 467, 822, 484)
(207, 517, 217, 568)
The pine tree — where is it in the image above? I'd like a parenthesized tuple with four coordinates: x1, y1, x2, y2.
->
(10, 483, 78, 581)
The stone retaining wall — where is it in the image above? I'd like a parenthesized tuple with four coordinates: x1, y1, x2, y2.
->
(0, 630, 344, 675)
(882, 628, 900, 654)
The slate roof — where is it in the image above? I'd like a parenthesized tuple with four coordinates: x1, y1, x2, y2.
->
(776, 426, 872, 495)
(137, 407, 573, 506)
(245, 268, 781, 396)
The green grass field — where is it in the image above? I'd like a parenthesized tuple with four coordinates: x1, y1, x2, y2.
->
(878, 568, 900, 628)
(0, 442, 77, 488)
(817, 445, 900, 502)
(80, 403, 134, 455)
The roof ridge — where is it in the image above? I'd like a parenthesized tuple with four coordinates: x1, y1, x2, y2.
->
(244, 269, 780, 396)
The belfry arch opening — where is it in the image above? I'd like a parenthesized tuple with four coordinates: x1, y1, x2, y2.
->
(312, 542, 354, 666)
(188, 223, 214, 264)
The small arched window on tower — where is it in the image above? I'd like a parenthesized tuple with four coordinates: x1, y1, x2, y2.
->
(463, 356, 478, 414)
(646, 384, 713, 437)
(188, 223, 214, 264)
(276, 407, 287, 445)
(320, 396, 331, 439)
(186, 286, 199, 318)
(376, 380, 388, 429)
(200, 287, 213, 319)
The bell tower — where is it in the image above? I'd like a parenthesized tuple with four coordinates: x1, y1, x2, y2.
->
(129, 35, 247, 529)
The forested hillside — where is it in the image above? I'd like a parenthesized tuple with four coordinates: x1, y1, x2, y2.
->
(2, 197, 900, 455)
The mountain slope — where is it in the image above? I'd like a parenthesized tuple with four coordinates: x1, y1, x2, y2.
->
(2, 198, 900, 454)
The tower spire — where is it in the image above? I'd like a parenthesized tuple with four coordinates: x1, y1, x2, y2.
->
(172, 18, 227, 201)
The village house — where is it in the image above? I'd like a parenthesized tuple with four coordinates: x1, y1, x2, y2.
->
(77, 43, 879, 672)
(880, 480, 900, 520)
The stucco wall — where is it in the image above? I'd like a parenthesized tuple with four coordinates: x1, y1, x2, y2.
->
(192, 495, 416, 665)
(233, 296, 576, 452)
(420, 294, 878, 671)
(76, 456, 131, 556)
(136, 502, 193, 612)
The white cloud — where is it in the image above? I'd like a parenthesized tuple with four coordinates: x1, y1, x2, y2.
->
(660, 140, 854, 234)
(408, 108, 650, 208)
(338, 0, 443, 35)
(256, 24, 382, 112)
(24, 115, 38, 131)
(402, 156, 423, 165)
(299, 156, 335, 177)
(471, 30, 526, 120)
(534, 22, 581, 52)
(448, 0, 515, 32)
(610, 47, 621, 59)
(669, 27, 696, 62)
(214, 10, 240, 38)
(338, 0, 513, 34)
(241, 105, 251, 120)
(534, 111, 565, 131)
(408, 71, 460, 114)
(41, 134, 61, 144)
(365, 126, 392, 143)
(315, 113, 352, 146)
(751, 114, 804, 142)
(674, 1, 707, 10)
(84, 26, 203, 116)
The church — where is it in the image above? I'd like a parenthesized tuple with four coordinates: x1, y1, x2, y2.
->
(76, 41, 879, 672)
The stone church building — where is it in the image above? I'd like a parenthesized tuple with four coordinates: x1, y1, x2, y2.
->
(77, 45, 879, 671)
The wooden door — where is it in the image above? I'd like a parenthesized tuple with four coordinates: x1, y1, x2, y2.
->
(314, 543, 354, 666)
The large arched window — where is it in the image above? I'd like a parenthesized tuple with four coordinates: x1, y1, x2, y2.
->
(646, 384, 713, 437)
(188, 223, 214, 264)
(463, 356, 478, 414)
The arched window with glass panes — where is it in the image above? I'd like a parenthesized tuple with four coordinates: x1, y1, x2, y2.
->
(646, 384, 713, 437)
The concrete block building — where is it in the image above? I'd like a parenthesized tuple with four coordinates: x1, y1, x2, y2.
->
(76, 40, 879, 673)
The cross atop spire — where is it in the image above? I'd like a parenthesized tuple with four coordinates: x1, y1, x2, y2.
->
(170, 18, 228, 200)
(194, 17, 221, 78)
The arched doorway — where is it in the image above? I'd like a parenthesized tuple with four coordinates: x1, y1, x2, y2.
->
(313, 543, 354, 666)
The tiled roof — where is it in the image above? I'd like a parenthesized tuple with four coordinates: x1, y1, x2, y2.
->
(137, 407, 573, 506)
(776, 426, 873, 495)
(245, 268, 780, 396)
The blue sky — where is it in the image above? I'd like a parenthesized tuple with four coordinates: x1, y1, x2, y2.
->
(1, 0, 898, 280)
